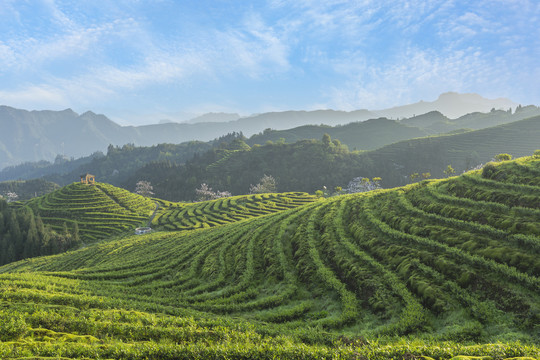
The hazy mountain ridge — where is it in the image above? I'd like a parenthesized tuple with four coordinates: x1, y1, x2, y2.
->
(0, 93, 523, 169)
(375, 92, 518, 119)
(2, 108, 539, 190)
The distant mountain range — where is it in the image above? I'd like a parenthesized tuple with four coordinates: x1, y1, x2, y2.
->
(0, 93, 526, 169)
(1, 111, 539, 200)
(374, 92, 517, 119)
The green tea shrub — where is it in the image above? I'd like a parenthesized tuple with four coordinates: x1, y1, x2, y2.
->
(0, 312, 27, 341)
(482, 163, 497, 179)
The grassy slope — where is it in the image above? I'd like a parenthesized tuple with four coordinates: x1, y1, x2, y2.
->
(0, 156, 539, 359)
(18, 183, 317, 243)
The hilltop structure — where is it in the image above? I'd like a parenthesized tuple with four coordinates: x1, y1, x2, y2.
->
(80, 173, 96, 185)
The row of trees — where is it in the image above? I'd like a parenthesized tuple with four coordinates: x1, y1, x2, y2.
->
(0, 199, 81, 266)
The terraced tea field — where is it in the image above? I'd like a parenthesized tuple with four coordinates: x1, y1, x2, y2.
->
(21, 182, 156, 241)
(0, 156, 539, 359)
(153, 192, 317, 230)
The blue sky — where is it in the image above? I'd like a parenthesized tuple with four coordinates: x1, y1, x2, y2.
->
(0, 0, 539, 125)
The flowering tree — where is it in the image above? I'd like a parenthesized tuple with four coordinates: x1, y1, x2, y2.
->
(135, 181, 154, 197)
(344, 177, 382, 193)
(4, 191, 18, 203)
(195, 183, 231, 201)
(249, 174, 277, 194)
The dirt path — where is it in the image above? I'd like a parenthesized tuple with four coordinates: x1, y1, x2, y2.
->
(147, 202, 160, 227)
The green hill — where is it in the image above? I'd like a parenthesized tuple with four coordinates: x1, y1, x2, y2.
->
(369, 115, 540, 186)
(247, 107, 540, 150)
(22, 182, 156, 241)
(8, 182, 317, 263)
(247, 118, 428, 150)
(124, 138, 374, 201)
(0, 155, 538, 359)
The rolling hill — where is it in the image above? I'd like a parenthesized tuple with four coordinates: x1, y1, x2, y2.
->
(0, 154, 538, 359)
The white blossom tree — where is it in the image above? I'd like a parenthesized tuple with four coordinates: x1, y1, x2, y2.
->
(195, 183, 231, 201)
(135, 181, 154, 197)
(249, 174, 277, 194)
(4, 191, 18, 203)
(344, 177, 382, 193)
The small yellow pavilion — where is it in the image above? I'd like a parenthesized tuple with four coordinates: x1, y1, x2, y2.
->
(80, 173, 96, 185)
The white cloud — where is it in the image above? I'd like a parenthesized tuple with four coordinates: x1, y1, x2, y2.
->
(325, 46, 509, 110)
(0, 85, 67, 108)
(0, 41, 16, 70)
(4, 18, 143, 73)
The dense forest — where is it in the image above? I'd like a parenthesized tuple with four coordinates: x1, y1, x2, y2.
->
(124, 136, 378, 201)
(0, 178, 60, 201)
(0, 133, 244, 186)
(0, 198, 80, 266)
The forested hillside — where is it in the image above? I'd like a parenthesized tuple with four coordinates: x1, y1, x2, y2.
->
(0, 178, 60, 201)
(0, 198, 79, 266)
(125, 115, 540, 201)
(0, 155, 538, 359)
(124, 137, 372, 201)
(369, 114, 540, 185)
(247, 118, 428, 150)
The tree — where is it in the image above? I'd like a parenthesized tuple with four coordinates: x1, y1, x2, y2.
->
(4, 192, 18, 203)
(345, 176, 382, 193)
(422, 172, 431, 180)
(195, 183, 231, 201)
(409, 173, 419, 182)
(249, 174, 277, 194)
(493, 153, 512, 162)
(443, 165, 455, 177)
(135, 181, 154, 197)
(322, 133, 332, 147)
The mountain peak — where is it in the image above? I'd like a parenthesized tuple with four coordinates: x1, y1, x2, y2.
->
(377, 92, 517, 119)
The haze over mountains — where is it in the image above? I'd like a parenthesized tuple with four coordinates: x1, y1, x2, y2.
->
(0, 93, 525, 169)
(374, 92, 517, 119)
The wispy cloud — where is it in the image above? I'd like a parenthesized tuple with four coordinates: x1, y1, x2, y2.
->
(0, 0, 538, 121)
(0, 85, 67, 109)
(326, 46, 510, 110)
